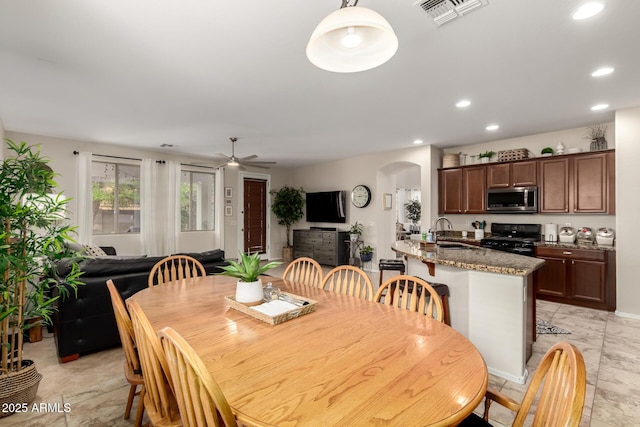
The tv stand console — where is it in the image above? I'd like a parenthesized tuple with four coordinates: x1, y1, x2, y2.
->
(293, 229, 348, 266)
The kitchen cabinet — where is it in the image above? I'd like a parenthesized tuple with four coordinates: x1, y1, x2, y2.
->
(573, 152, 615, 213)
(439, 149, 614, 215)
(538, 157, 570, 213)
(438, 166, 485, 214)
(487, 160, 537, 188)
(538, 151, 615, 214)
(534, 246, 615, 311)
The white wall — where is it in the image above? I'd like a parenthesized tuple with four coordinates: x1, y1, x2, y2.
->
(0, 117, 4, 160)
(614, 107, 640, 318)
(286, 144, 439, 264)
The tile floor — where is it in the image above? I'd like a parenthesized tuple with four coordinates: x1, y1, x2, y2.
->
(3, 265, 639, 426)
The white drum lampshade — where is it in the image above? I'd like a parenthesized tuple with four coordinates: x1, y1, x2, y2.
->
(306, 6, 398, 73)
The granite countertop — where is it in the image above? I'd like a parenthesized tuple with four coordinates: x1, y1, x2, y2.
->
(435, 230, 616, 251)
(391, 239, 545, 276)
(535, 241, 616, 251)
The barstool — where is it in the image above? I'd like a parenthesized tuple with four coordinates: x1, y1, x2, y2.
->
(378, 258, 406, 287)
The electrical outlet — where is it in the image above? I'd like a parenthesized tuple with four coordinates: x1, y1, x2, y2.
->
(465, 220, 471, 227)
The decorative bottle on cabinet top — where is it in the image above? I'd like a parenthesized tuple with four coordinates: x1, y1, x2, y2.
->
(556, 141, 565, 155)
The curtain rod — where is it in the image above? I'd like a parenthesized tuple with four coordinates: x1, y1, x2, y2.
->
(181, 162, 217, 170)
(72, 151, 216, 169)
(73, 151, 141, 162)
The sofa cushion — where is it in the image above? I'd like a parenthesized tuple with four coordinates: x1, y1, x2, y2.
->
(57, 255, 165, 277)
(83, 245, 107, 256)
(174, 249, 225, 264)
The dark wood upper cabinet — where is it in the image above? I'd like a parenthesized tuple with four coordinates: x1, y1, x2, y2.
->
(487, 161, 537, 188)
(463, 166, 486, 213)
(439, 166, 485, 214)
(573, 152, 613, 213)
(538, 157, 570, 213)
(439, 168, 463, 214)
(538, 151, 614, 214)
(439, 149, 614, 215)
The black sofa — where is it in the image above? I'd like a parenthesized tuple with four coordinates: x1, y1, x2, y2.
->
(52, 248, 228, 362)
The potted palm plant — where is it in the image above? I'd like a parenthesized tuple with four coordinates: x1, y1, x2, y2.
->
(270, 186, 305, 263)
(217, 251, 281, 306)
(1, 139, 83, 418)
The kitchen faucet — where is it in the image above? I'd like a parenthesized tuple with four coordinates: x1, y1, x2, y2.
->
(430, 216, 453, 243)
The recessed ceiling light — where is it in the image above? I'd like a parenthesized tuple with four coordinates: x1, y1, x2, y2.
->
(486, 124, 499, 131)
(591, 103, 609, 111)
(456, 100, 471, 108)
(591, 67, 614, 77)
(413, 139, 424, 145)
(572, 2, 605, 20)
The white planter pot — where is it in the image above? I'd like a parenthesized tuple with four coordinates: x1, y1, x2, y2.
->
(235, 279, 264, 306)
(350, 234, 359, 242)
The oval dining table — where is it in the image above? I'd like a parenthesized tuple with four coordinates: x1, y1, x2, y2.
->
(129, 274, 488, 426)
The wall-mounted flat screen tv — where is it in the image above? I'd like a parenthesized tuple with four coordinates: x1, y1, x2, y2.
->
(306, 190, 346, 223)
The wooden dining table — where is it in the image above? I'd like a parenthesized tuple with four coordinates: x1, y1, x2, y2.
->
(129, 275, 488, 426)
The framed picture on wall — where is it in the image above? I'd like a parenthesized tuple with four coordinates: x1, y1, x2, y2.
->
(225, 187, 233, 198)
(225, 206, 232, 216)
(383, 193, 392, 210)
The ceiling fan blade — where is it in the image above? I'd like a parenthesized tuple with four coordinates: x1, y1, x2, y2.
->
(238, 164, 247, 171)
(244, 161, 277, 165)
(240, 163, 272, 169)
(215, 153, 232, 160)
(238, 155, 258, 161)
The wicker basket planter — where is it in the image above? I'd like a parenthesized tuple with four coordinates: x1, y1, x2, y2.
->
(0, 360, 42, 418)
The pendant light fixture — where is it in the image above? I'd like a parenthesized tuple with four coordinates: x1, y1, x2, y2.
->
(306, 0, 398, 73)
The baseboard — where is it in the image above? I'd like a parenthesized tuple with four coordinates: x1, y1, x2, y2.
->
(614, 310, 640, 320)
(487, 366, 528, 385)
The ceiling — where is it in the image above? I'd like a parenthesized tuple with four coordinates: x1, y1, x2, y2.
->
(0, 1, 638, 168)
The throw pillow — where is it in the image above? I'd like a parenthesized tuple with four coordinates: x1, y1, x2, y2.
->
(82, 244, 107, 257)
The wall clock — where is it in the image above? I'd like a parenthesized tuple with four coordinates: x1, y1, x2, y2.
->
(351, 185, 372, 208)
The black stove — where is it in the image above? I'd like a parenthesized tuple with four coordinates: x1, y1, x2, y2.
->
(480, 223, 541, 257)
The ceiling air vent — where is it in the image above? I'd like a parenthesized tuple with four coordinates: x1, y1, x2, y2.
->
(414, 0, 488, 26)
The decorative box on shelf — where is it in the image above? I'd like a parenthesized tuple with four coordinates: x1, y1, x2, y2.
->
(225, 292, 317, 325)
(497, 148, 530, 162)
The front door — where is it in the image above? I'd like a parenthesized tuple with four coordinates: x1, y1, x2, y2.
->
(243, 178, 267, 254)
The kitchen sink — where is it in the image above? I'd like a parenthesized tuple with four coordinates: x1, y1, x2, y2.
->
(437, 243, 476, 250)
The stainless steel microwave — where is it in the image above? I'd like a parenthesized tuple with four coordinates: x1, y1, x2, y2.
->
(486, 186, 538, 213)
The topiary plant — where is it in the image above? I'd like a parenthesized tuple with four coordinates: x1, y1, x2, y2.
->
(270, 186, 305, 247)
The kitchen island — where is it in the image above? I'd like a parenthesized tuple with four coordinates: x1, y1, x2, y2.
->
(392, 239, 545, 384)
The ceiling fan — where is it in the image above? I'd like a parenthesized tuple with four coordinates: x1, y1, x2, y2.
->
(214, 137, 276, 170)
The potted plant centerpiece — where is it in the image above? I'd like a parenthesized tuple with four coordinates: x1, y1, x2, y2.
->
(217, 251, 281, 306)
(0, 140, 83, 418)
(270, 186, 305, 263)
(348, 221, 363, 242)
(359, 245, 374, 262)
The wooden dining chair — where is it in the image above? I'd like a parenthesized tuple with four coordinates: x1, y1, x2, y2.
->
(374, 275, 444, 322)
(459, 342, 586, 427)
(159, 326, 250, 427)
(148, 255, 206, 287)
(321, 265, 374, 301)
(106, 280, 145, 427)
(282, 257, 324, 287)
(127, 299, 182, 427)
